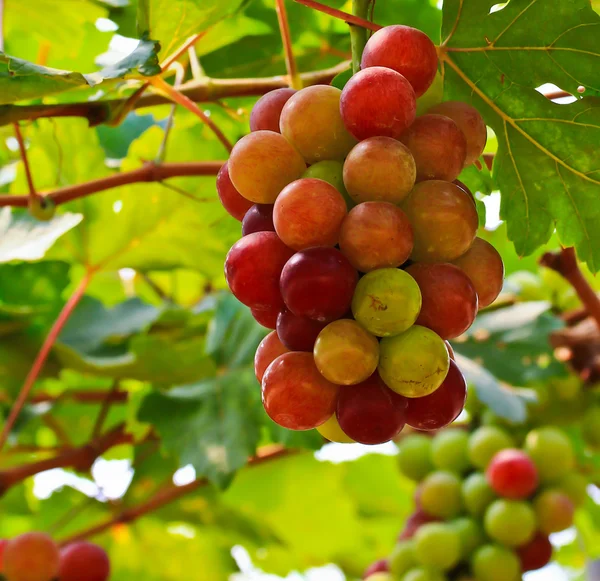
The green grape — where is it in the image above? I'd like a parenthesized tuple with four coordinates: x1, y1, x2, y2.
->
(582, 406, 600, 448)
(414, 522, 461, 571)
(28, 196, 56, 221)
(471, 545, 521, 581)
(351, 268, 422, 337)
(402, 567, 447, 581)
(420, 471, 462, 519)
(389, 540, 417, 577)
(534, 489, 575, 534)
(467, 426, 515, 469)
(557, 472, 588, 507)
(366, 574, 393, 581)
(302, 160, 354, 209)
(524, 426, 575, 482)
(416, 70, 443, 116)
(316, 413, 355, 443)
(313, 319, 379, 385)
(484, 499, 536, 547)
(397, 434, 434, 481)
(462, 472, 496, 517)
(431, 429, 470, 473)
(379, 326, 449, 397)
(450, 517, 484, 558)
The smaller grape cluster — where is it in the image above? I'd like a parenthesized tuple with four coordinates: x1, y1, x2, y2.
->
(218, 24, 505, 444)
(0, 533, 109, 581)
(363, 425, 587, 581)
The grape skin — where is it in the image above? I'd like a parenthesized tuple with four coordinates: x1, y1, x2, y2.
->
(462, 472, 497, 518)
(431, 428, 470, 474)
(419, 471, 463, 520)
(483, 499, 536, 547)
(397, 434, 434, 482)
(414, 522, 461, 571)
(59, 542, 110, 581)
(254, 331, 289, 383)
(250, 88, 296, 133)
(317, 413, 355, 443)
(524, 426, 575, 482)
(251, 304, 278, 329)
(216, 161, 253, 221)
(468, 426, 515, 470)
(303, 160, 354, 209)
(3, 533, 60, 581)
(486, 449, 538, 499)
(242, 204, 275, 236)
(533, 490, 575, 534)
(517, 533, 553, 572)
(276, 307, 327, 352)
(471, 544, 521, 581)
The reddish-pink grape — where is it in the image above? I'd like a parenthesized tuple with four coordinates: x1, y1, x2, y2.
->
(251, 305, 278, 329)
(273, 178, 347, 250)
(406, 263, 478, 339)
(405, 360, 467, 431)
(361, 25, 438, 97)
(262, 352, 339, 430)
(336, 372, 407, 445)
(276, 307, 327, 351)
(340, 66, 416, 140)
(254, 331, 289, 383)
(225, 232, 294, 309)
(59, 542, 110, 581)
(242, 204, 275, 236)
(250, 88, 296, 133)
(517, 533, 553, 572)
(486, 449, 539, 500)
(400, 114, 467, 182)
(428, 101, 487, 166)
(280, 247, 358, 322)
(399, 509, 440, 541)
(216, 161, 253, 221)
(363, 560, 390, 579)
(3, 532, 60, 581)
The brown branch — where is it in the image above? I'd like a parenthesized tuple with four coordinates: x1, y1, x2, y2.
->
(0, 389, 129, 405)
(540, 247, 600, 331)
(293, 0, 382, 31)
(0, 63, 349, 127)
(59, 446, 295, 546)
(0, 423, 133, 495)
(0, 161, 224, 208)
(275, 0, 302, 89)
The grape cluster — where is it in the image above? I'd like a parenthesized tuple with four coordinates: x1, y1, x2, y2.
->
(0, 533, 109, 581)
(363, 425, 587, 581)
(218, 24, 505, 443)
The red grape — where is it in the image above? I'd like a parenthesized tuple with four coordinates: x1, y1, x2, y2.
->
(280, 247, 358, 322)
(405, 360, 467, 430)
(242, 204, 275, 236)
(361, 25, 438, 97)
(216, 161, 253, 221)
(59, 542, 110, 581)
(534, 490, 575, 534)
(452, 238, 504, 308)
(3, 532, 59, 581)
(340, 66, 416, 140)
(336, 372, 407, 445)
(406, 263, 478, 339)
(486, 449, 539, 500)
(343, 137, 416, 204)
(339, 202, 413, 272)
(400, 114, 467, 182)
(0, 539, 7, 570)
(429, 101, 487, 166)
(225, 231, 294, 309)
(254, 331, 289, 383)
(251, 305, 278, 329)
(273, 178, 347, 250)
(250, 88, 296, 133)
(402, 180, 478, 262)
(262, 352, 339, 430)
(363, 559, 390, 579)
(517, 533, 553, 572)
(276, 306, 327, 351)
(399, 509, 440, 541)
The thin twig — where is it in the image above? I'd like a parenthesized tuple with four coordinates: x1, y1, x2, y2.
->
(150, 76, 233, 153)
(0, 271, 94, 452)
(158, 180, 214, 204)
(0, 389, 129, 405)
(155, 62, 185, 163)
(275, 0, 302, 89)
(188, 47, 204, 80)
(91, 381, 120, 440)
(293, 0, 382, 31)
(12, 123, 38, 201)
(160, 33, 206, 71)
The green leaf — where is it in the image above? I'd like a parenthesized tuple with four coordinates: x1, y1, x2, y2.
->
(97, 37, 161, 78)
(441, 0, 600, 271)
(0, 208, 82, 263)
(96, 113, 164, 159)
(138, 369, 263, 487)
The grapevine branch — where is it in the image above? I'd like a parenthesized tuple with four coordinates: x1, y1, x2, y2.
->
(0, 389, 128, 405)
(293, 0, 381, 31)
(0, 271, 94, 452)
(0, 161, 224, 208)
(275, 0, 302, 89)
(58, 446, 296, 546)
(350, 0, 373, 73)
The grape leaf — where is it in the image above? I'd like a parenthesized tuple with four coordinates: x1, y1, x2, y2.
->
(440, 0, 600, 271)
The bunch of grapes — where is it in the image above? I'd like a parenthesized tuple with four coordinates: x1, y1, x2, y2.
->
(363, 425, 587, 581)
(217, 24, 505, 444)
(0, 533, 109, 581)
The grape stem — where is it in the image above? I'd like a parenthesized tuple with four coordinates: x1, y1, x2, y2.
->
(540, 247, 600, 331)
(12, 122, 39, 203)
(350, 0, 374, 74)
(293, 0, 381, 32)
(275, 0, 303, 89)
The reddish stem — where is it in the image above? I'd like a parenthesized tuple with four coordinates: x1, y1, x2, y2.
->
(0, 271, 94, 451)
(161, 32, 206, 71)
(12, 123, 38, 200)
(293, 0, 382, 31)
(275, 0, 302, 89)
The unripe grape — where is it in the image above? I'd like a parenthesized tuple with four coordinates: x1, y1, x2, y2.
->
(397, 434, 434, 481)
(389, 540, 417, 577)
(484, 499, 536, 547)
(431, 429, 470, 474)
(420, 471, 462, 519)
(556, 472, 588, 507)
(534, 489, 575, 534)
(468, 426, 515, 469)
(250, 88, 296, 133)
(462, 472, 496, 517)
(280, 85, 357, 164)
(28, 196, 56, 221)
(379, 326, 449, 398)
(314, 319, 379, 385)
(414, 522, 461, 571)
(59, 542, 110, 581)
(524, 427, 575, 482)
(582, 406, 600, 448)
(416, 71, 443, 115)
(517, 532, 552, 572)
(3, 532, 60, 581)
(351, 268, 421, 337)
(450, 517, 484, 558)
(471, 544, 521, 581)
(317, 413, 355, 443)
(402, 567, 447, 581)
(303, 160, 354, 209)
